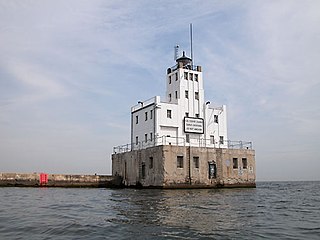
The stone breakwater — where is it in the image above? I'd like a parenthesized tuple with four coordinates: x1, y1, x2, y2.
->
(0, 173, 119, 188)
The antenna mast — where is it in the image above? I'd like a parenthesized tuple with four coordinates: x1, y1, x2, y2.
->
(190, 23, 193, 65)
(174, 45, 179, 61)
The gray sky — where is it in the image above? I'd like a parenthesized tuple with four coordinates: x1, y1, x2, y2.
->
(1, 0, 319, 181)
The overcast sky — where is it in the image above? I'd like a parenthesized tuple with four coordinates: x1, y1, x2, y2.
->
(1, 0, 319, 181)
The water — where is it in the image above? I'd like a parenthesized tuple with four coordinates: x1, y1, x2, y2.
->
(0, 182, 319, 239)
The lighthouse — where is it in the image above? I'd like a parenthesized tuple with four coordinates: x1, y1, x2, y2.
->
(112, 47, 256, 188)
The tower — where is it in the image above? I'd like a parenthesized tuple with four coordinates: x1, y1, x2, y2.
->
(112, 46, 255, 188)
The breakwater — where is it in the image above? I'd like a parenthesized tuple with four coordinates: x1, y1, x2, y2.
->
(0, 173, 119, 188)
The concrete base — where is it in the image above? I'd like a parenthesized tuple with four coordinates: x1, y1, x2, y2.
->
(112, 145, 256, 188)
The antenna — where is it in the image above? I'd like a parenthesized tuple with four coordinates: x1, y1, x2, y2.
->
(190, 23, 193, 64)
(174, 45, 179, 61)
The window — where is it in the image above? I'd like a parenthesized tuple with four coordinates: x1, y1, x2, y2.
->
(185, 90, 189, 99)
(167, 109, 172, 118)
(195, 74, 198, 81)
(219, 136, 224, 144)
(195, 113, 199, 118)
(150, 132, 153, 141)
(242, 158, 247, 169)
(150, 110, 153, 119)
(175, 91, 178, 99)
(184, 72, 188, 80)
(177, 156, 184, 168)
(149, 157, 153, 169)
(169, 75, 171, 84)
(190, 73, 193, 80)
(136, 136, 138, 145)
(141, 162, 146, 179)
(185, 112, 189, 117)
(214, 115, 218, 123)
(210, 135, 215, 144)
(233, 158, 238, 169)
(145, 134, 148, 142)
(145, 112, 148, 121)
(169, 93, 172, 102)
(175, 72, 178, 81)
(195, 92, 199, 100)
(193, 156, 199, 168)
(186, 134, 190, 143)
(136, 115, 138, 124)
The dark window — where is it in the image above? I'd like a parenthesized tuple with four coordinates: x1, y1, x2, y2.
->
(185, 112, 189, 117)
(242, 158, 247, 169)
(136, 115, 138, 124)
(210, 135, 214, 144)
(149, 157, 153, 169)
(150, 132, 153, 141)
(190, 73, 193, 80)
(177, 156, 184, 168)
(175, 91, 178, 99)
(145, 112, 148, 121)
(184, 72, 188, 80)
(141, 162, 146, 179)
(169, 76, 172, 84)
(145, 134, 147, 142)
(136, 136, 138, 145)
(214, 115, 218, 123)
(195, 74, 198, 81)
(150, 110, 153, 119)
(186, 134, 190, 143)
(169, 93, 172, 102)
(219, 136, 224, 144)
(195, 92, 199, 100)
(185, 90, 189, 99)
(175, 72, 178, 81)
(193, 156, 199, 168)
(233, 158, 238, 169)
(195, 113, 199, 118)
(167, 109, 172, 118)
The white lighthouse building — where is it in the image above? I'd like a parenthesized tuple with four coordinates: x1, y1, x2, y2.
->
(131, 51, 227, 150)
(112, 48, 256, 188)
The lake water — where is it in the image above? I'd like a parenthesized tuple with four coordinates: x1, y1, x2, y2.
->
(0, 182, 319, 239)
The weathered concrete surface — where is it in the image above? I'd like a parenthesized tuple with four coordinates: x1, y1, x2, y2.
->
(0, 173, 118, 188)
(112, 145, 256, 188)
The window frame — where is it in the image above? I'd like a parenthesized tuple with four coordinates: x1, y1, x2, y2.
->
(177, 156, 184, 168)
(233, 158, 238, 169)
(185, 90, 189, 99)
(195, 91, 199, 100)
(214, 115, 218, 123)
(242, 158, 247, 169)
(193, 156, 199, 168)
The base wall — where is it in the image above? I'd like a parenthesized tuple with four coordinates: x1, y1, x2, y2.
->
(112, 145, 256, 188)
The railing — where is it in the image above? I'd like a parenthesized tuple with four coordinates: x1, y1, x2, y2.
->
(169, 64, 199, 72)
(113, 136, 252, 154)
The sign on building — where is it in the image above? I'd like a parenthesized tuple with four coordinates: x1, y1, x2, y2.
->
(184, 117, 204, 134)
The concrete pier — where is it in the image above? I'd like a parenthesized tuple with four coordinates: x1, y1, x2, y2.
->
(0, 173, 119, 188)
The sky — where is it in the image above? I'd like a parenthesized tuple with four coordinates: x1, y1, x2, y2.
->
(0, 0, 319, 181)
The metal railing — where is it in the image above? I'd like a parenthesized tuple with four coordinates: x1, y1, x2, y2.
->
(169, 64, 199, 72)
(113, 136, 252, 154)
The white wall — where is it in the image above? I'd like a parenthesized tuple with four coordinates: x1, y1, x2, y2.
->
(130, 63, 228, 149)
